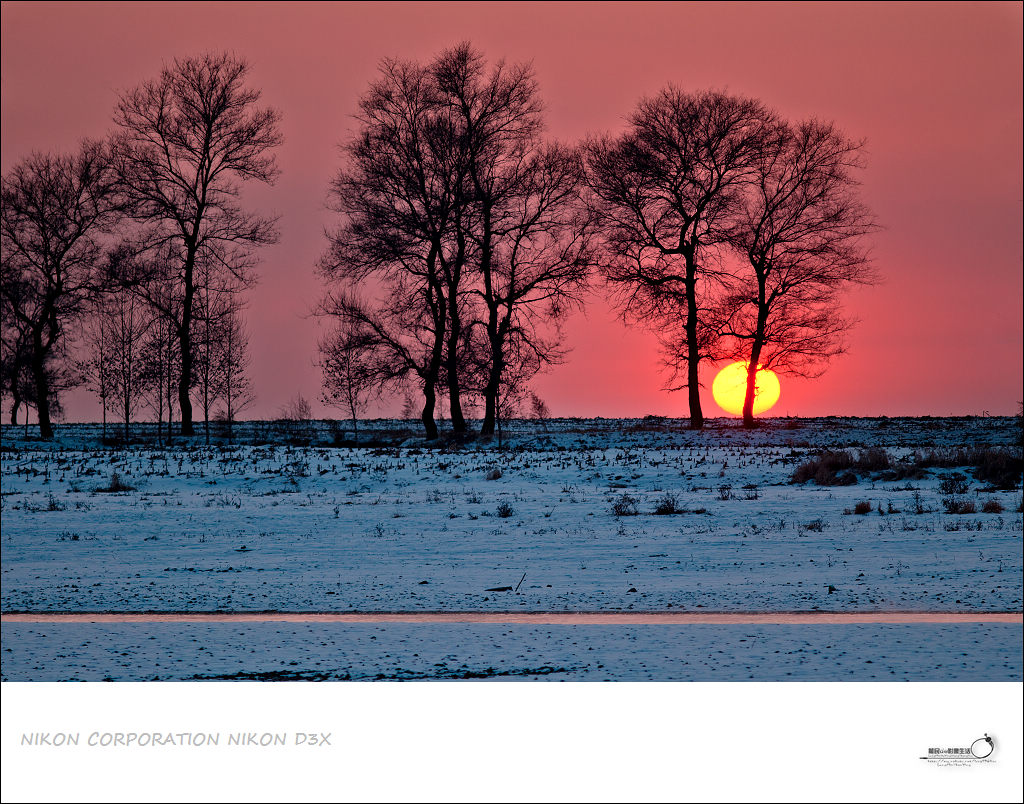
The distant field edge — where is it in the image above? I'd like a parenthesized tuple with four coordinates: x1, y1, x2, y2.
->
(2, 611, 1021, 625)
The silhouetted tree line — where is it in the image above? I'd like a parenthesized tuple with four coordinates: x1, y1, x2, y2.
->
(319, 43, 876, 434)
(1, 45, 876, 441)
(2, 53, 270, 442)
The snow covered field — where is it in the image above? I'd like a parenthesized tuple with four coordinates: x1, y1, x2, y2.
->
(2, 622, 1019, 681)
(2, 417, 1020, 613)
(2, 417, 1020, 680)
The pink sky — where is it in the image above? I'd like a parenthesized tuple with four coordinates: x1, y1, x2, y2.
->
(2, 1, 1021, 420)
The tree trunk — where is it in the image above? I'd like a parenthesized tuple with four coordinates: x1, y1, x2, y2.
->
(480, 319, 503, 437)
(178, 325, 194, 436)
(421, 381, 439, 440)
(683, 268, 704, 430)
(166, 346, 175, 445)
(496, 384, 503, 449)
(10, 397, 20, 426)
(178, 251, 196, 436)
(478, 201, 499, 437)
(480, 340, 501, 437)
(30, 348, 53, 440)
(742, 345, 763, 430)
(420, 259, 445, 440)
(478, 194, 502, 437)
(481, 391, 497, 436)
(155, 368, 163, 447)
(446, 320, 466, 435)
(445, 232, 467, 436)
(742, 277, 769, 429)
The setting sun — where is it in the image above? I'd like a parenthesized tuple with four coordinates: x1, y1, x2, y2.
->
(712, 362, 781, 416)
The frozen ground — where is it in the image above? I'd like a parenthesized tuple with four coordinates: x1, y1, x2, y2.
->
(1, 622, 1019, 681)
(2, 417, 1021, 613)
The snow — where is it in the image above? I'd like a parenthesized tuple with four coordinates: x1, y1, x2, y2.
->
(2, 417, 1020, 614)
(2, 416, 1020, 680)
(1, 622, 1019, 681)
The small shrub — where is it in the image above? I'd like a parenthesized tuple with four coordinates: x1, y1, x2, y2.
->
(96, 472, 135, 493)
(911, 446, 1022, 490)
(793, 448, 891, 485)
(495, 501, 515, 518)
(717, 485, 733, 501)
(981, 499, 1004, 514)
(653, 493, 683, 515)
(791, 451, 858, 485)
(942, 497, 976, 514)
(803, 518, 825, 532)
(611, 494, 639, 517)
(974, 447, 1023, 490)
(853, 500, 872, 515)
(939, 474, 969, 495)
(485, 468, 503, 481)
(856, 447, 891, 472)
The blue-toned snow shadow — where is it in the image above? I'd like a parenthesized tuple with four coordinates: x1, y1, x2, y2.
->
(2, 622, 1020, 681)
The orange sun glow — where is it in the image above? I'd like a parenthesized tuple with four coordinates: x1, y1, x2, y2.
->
(711, 362, 781, 416)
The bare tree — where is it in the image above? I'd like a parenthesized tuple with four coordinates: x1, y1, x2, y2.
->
(434, 45, 594, 436)
(493, 346, 537, 449)
(319, 56, 458, 440)
(192, 254, 241, 444)
(585, 88, 772, 429)
(138, 274, 181, 447)
(0, 140, 121, 438)
(112, 52, 282, 436)
(321, 45, 594, 440)
(472, 142, 594, 436)
(320, 314, 377, 444)
(1, 337, 36, 430)
(718, 119, 878, 427)
(432, 44, 542, 436)
(399, 392, 418, 421)
(1, 285, 35, 427)
(214, 304, 254, 442)
(87, 288, 150, 442)
(278, 392, 312, 442)
(81, 300, 115, 441)
(529, 391, 550, 426)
